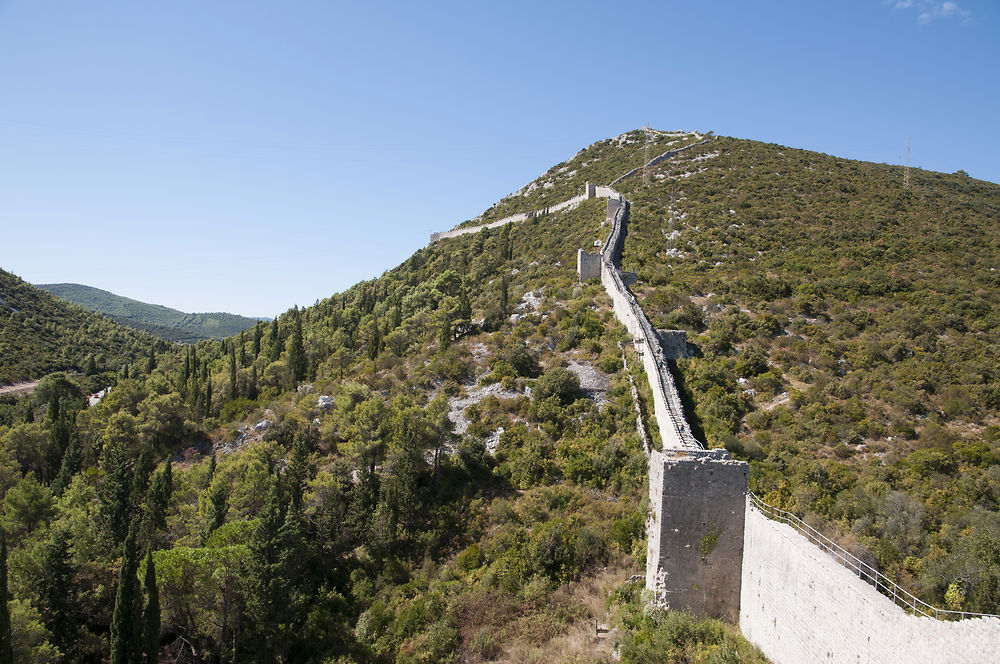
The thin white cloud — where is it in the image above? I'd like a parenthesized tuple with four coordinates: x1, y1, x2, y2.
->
(888, 0, 972, 23)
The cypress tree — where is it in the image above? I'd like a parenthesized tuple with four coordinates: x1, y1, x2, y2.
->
(145, 348, 156, 374)
(202, 479, 229, 543)
(366, 318, 381, 361)
(438, 315, 451, 351)
(142, 551, 159, 664)
(252, 323, 262, 359)
(0, 530, 11, 664)
(249, 365, 259, 401)
(101, 438, 134, 547)
(110, 526, 141, 664)
(143, 461, 173, 543)
(268, 318, 282, 363)
(288, 307, 306, 382)
(53, 425, 82, 496)
(205, 379, 212, 418)
(239, 331, 247, 367)
(230, 344, 238, 399)
(38, 525, 78, 657)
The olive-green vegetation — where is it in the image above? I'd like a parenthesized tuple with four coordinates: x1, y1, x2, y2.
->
(37, 283, 264, 344)
(617, 137, 1000, 614)
(0, 269, 163, 387)
(0, 177, 766, 663)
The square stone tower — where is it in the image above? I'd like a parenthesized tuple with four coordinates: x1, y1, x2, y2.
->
(646, 448, 749, 621)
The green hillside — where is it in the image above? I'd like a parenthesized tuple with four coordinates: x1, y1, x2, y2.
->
(614, 137, 1000, 611)
(37, 282, 264, 343)
(0, 269, 162, 386)
(1, 130, 998, 662)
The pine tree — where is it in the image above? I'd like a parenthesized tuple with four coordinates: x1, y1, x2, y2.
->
(142, 551, 159, 664)
(110, 526, 141, 664)
(0, 530, 11, 664)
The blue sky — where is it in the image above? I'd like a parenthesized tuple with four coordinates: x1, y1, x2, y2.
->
(1, 0, 997, 317)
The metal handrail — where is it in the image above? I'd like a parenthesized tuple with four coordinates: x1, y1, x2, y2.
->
(746, 491, 1000, 622)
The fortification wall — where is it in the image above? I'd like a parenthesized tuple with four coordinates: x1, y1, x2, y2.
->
(741, 502, 1000, 664)
(647, 449, 749, 621)
(597, 194, 699, 450)
(577, 249, 602, 282)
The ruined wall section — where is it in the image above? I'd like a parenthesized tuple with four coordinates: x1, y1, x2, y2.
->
(741, 501, 1000, 664)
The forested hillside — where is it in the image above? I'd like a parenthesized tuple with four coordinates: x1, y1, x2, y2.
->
(1, 129, 997, 663)
(615, 137, 1000, 613)
(38, 283, 264, 344)
(0, 269, 162, 386)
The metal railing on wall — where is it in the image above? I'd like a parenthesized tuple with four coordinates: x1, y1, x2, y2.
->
(746, 491, 1000, 622)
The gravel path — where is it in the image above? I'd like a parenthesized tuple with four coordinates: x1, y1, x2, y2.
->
(0, 379, 40, 396)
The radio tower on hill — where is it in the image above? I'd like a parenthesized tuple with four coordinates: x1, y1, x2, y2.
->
(904, 137, 911, 189)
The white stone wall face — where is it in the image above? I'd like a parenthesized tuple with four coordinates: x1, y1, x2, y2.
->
(741, 501, 1000, 664)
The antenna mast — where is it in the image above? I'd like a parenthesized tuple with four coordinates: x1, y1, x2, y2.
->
(904, 137, 911, 189)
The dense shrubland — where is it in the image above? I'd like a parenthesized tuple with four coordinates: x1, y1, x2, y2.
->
(618, 137, 1000, 614)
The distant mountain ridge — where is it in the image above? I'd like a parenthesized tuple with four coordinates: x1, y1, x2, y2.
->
(37, 282, 265, 343)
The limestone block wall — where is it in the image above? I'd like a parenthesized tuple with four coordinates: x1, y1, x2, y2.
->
(646, 449, 749, 621)
(741, 502, 1000, 664)
(597, 194, 699, 450)
(577, 249, 602, 282)
(429, 188, 596, 244)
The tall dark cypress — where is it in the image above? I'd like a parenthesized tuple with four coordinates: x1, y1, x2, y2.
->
(239, 331, 247, 367)
(53, 425, 82, 496)
(230, 343, 238, 399)
(145, 348, 156, 374)
(142, 551, 159, 664)
(268, 318, 282, 363)
(249, 365, 259, 401)
(288, 307, 306, 382)
(39, 525, 78, 657)
(100, 438, 134, 547)
(110, 527, 141, 664)
(0, 529, 12, 664)
(252, 323, 262, 359)
(205, 379, 212, 418)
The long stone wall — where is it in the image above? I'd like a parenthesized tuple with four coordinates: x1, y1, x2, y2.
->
(741, 500, 1000, 664)
(419, 131, 999, 659)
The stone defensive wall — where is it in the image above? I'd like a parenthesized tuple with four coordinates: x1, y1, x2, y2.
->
(609, 137, 716, 186)
(421, 138, 999, 658)
(429, 191, 590, 243)
(741, 495, 1000, 663)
